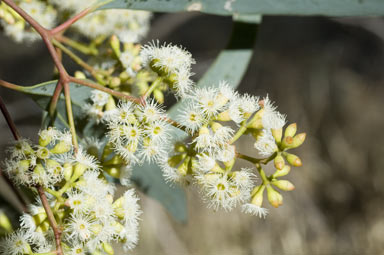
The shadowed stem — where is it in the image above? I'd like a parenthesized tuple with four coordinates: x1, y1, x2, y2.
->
(0, 96, 28, 211)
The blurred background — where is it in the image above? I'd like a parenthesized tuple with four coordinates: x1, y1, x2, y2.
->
(1, 13, 384, 255)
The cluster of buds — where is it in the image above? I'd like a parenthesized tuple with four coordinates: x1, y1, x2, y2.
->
(0, 129, 142, 254)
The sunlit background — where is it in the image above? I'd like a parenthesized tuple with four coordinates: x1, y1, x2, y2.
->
(1, 13, 384, 255)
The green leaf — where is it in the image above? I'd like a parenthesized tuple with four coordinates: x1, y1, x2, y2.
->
(101, 0, 384, 16)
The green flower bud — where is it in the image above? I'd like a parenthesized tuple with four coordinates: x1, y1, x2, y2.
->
(109, 77, 121, 88)
(248, 109, 264, 129)
(210, 122, 222, 133)
(215, 110, 232, 122)
(71, 163, 87, 181)
(285, 153, 302, 167)
(110, 35, 121, 57)
(272, 165, 291, 178)
(281, 136, 294, 149)
(0, 211, 13, 232)
(105, 96, 116, 111)
(74, 71, 86, 79)
(177, 158, 189, 176)
(291, 133, 306, 148)
(250, 185, 266, 206)
(168, 154, 185, 168)
(284, 123, 297, 137)
(266, 185, 283, 208)
(272, 180, 295, 191)
(271, 128, 283, 143)
(104, 166, 120, 178)
(119, 71, 130, 82)
(63, 163, 73, 181)
(153, 89, 164, 104)
(150, 59, 168, 76)
(103, 243, 114, 255)
(274, 154, 285, 170)
(50, 140, 71, 154)
(174, 142, 187, 153)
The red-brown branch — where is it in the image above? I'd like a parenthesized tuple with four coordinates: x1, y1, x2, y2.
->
(50, 7, 92, 35)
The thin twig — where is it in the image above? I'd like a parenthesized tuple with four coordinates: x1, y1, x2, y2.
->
(63, 81, 78, 152)
(37, 185, 63, 255)
(50, 7, 92, 35)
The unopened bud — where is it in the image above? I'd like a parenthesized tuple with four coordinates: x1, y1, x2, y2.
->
(215, 110, 232, 122)
(210, 122, 222, 133)
(63, 163, 73, 181)
(103, 243, 114, 255)
(285, 153, 302, 167)
(0, 211, 13, 232)
(272, 165, 291, 178)
(74, 71, 86, 79)
(105, 96, 116, 111)
(266, 185, 283, 208)
(109, 77, 121, 88)
(168, 154, 185, 168)
(274, 154, 285, 170)
(250, 185, 265, 206)
(284, 123, 297, 137)
(119, 71, 130, 82)
(177, 159, 189, 176)
(174, 142, 187, 153)
(291, 133, 306, 148)
(110, 35, 121, 57)
(271, 128, 283, 143)
(153, 89, 164, 104)
(281, 136, 294, 149)
(50, 140, 71, 154)
(248, 109, 264, 129)
(105, 166, 120, 178)
(272, 180, 295, 191)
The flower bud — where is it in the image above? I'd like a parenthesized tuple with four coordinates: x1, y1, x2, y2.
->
(109, 77, 121, 88)
(71, 163, 87, 181)
(105, 96, 116, 111)
(248, 109, 264, 129)
(74, 71, 86, 79)
(174, 142, 187, 153)
(119, 71, 130, 82)
(272, 165, 291, 178)
(168, 154, 185, 168)
(63, 163, 73, 181)
(177, 159, 189, 176)
(266, 185, 283, 208)
(284, 123, 297, 137)
(285, 153, 302, 167)
(291, 133, 306, 148)
(281, 136, 294, 149)
(215, 110, 232, 122)
(103, 243, 114, 255)
(274, 154, 285, 170)
(150, 59, 168, 76)
(153, 89, 164, 104)
(251, 185, 266, 206)
(110, 35, 121, 57)
(272, 180, 295, 191)
(50, 140, 71, 154)
(210, 122, 222, 133)
(0, 211, 12, 232)
(271, 128, 283, 143)
(105, 166, 120, 178)
(36, 147, 50, 160)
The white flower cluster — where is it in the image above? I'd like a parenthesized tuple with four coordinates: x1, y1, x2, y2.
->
(106, 99, 171, 165)
(0, 128, 142, 254)
(140, 41, 196, 98)
(83, 89, 115, 123)
(72, 9, 152, 43)
(0, 0, 57, 42)
(3, 128, 73, 187)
